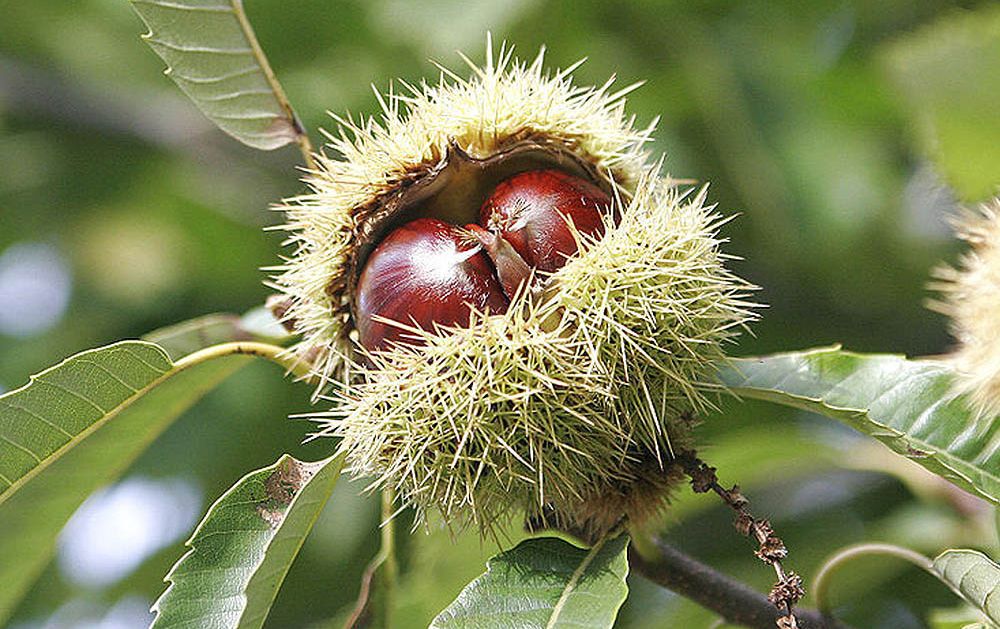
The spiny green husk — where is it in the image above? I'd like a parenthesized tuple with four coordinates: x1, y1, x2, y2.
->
(277, 40, 758, 534)
(316, 175, 757, 533)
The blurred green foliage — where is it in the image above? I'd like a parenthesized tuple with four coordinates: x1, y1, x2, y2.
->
(1, 1, 997, 627)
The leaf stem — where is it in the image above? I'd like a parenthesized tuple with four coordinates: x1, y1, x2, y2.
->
(812, 543, 934, 616)
(295, 132, 317, 172)
(229, 0, 316, 170)
(343, 488, 399, 628)
(173, 341, 315, 383)
(379, 487, 399, 628)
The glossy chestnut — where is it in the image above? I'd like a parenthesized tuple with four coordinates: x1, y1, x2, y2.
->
(479, 169, 610, 273)
(355, 217, 508, 351)
(355, 169, 612, 352)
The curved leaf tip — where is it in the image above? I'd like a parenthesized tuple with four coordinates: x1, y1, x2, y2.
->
(932, 549, 1000, 625)
(129, 0, 305, 151)
(152, 454, 344, 629)
(432, 534, 630, 629)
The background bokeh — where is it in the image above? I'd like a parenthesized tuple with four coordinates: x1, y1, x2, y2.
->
(1, 1, 998, 627)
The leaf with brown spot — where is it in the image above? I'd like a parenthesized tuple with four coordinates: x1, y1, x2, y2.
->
(153, 454, 344, 629)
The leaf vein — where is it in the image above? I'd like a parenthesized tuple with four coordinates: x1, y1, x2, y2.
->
(74, 359, 143, 394)
(546, 535, 609, 629)
(197, 88, 276, 102)
(0, 435, 42, 463)
(145, 38, 252, 55)
(33, 378, 108, 414)
(131, 0, 233, 12)
(0, 400, 75, 439)
(168, 65, 258, 84)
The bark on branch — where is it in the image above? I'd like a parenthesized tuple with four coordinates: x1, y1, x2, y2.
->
(629, 537, 853, 629)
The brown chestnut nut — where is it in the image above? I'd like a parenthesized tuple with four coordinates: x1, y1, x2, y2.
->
(480, 169, 611, 274)
(355, 217, 508, 351)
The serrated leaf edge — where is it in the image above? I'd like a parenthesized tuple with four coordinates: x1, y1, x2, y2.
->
(0, 341, 174, 506)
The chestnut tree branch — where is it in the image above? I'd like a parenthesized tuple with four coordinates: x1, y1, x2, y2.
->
(674, 449, 804, 627)
(629, 537, 853, 629)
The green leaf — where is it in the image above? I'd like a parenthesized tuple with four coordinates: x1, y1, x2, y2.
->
(395, 517, 522, 629)
(152, 454, 344, 629)
(0, 340, 253, 623)
(718, 347, 999, 506)
(932, 550, 1000, 625)
(883, 6, 1000, 201)
(129, 0, 304, 151)
(431, 534, 630, 629)
(928, 604, 990, 629)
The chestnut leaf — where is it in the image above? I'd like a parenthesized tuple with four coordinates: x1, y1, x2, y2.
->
(0, 340, 250, 624)
(143, 308, 294, 361)
(128, 0, 306, 152)
(931, 549, 1000, 625)
(0, 305, 298, 625)
(719, 346, 999, 507)
(152, 454, 345, 629)
(431, 534, 630, 629)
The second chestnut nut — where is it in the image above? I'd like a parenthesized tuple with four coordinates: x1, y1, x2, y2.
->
(355, 168, 612, 351)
